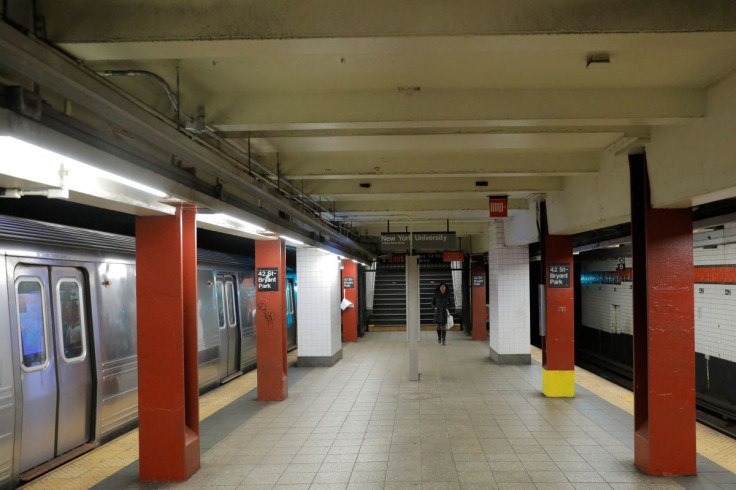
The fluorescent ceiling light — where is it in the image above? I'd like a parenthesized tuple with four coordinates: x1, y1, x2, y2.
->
(197, 213, 265, 236)
(100, 170, 167, 197)
(0, 136, 168, 199)
(282, 236, 304, 246)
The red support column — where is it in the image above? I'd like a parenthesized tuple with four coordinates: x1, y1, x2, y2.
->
(540, 202, 575, 397)
(341, 259, 358, 342)
(471, 263, 487, 341)
(629, 154, 696, 476)
(136, 205, 200, 482)
(255, 239, 288, 401)
(181, 205, 200, 467)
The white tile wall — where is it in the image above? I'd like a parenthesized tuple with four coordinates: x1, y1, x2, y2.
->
(451, 260, 463, 308)
(580, 282, 634, 335)
(488, 221, 530, 355)
(580, 224, 736, 362)
(694, 223, 736, 362)
(296, 248, 342, 358)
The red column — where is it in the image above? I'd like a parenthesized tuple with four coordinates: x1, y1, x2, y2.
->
(136, 205, 200, 482)
(541, 231, 575, 397)
(255, 239, 288, 401)
(538, 201, 575, 397)
(341, 259, 358, 342)
(471, 263, 487, 341)
(630, 154, 695, 476)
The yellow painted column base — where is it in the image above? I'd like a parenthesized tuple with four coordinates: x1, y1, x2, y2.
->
(542, 368, 575, 397)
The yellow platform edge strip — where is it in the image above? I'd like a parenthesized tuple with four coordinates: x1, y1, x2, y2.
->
(541, 367, 575, 398)
(531, 346, 736, 475)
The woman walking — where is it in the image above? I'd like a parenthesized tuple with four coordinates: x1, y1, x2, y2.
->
(432, 282, 454, 345)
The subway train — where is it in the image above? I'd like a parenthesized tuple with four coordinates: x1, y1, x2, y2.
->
(571, 219, 736, 435)
(0, 214, 297, 488)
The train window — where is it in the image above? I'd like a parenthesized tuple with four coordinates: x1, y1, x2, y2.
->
(225, 280, 236, 327)
(16, 279, 49, 371)
(57, 279, 87, 362)
(286, 282, 293, 315)
(215, 281, 225, 328)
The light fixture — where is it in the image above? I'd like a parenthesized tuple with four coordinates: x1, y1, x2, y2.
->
(196, 213, 266, 236)
(0, 187, 69, 199)
(0, 136, 168, 199)
(282, 236, 304, 246)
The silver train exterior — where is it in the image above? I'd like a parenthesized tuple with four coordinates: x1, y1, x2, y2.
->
(0, 215, 264, 488)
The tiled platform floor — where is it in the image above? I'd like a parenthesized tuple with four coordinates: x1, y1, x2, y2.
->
(43, 332, 736, 489)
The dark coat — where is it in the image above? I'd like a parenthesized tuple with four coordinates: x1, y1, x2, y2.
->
(432, 287, 454, 325)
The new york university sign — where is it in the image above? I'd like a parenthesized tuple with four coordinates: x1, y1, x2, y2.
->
(380, 232, 457, 251)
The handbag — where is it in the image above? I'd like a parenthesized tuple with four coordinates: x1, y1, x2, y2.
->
(445, 310, 454, 330)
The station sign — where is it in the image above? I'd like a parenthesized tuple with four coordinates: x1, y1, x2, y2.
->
(257, 268, 279, 292)
(343, 276, 355, 289)
(380, 232, 457, 251)
(548, 263, 571, 288)
(473, 275, 485, 287)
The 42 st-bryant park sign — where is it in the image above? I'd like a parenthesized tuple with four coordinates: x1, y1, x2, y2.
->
(380, 232, 457, 252)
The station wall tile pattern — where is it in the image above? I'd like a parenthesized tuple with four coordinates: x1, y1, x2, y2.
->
(488, 221, 531, 356)
(297, 248, 342, 357)
(580, 227, 736, 363)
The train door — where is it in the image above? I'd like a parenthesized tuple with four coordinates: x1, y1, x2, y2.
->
(286, 278, 297, 350)
(216, 274, 241, 380)
(13, 265, 93, 472)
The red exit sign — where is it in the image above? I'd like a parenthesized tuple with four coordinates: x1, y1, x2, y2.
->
(489, 196, 508, 218)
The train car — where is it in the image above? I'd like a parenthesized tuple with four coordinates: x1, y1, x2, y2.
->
(0, 215, 294, 488)
(286, 268, 297, 351)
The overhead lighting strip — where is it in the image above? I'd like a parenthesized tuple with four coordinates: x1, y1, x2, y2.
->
(0, 135, 169, 200)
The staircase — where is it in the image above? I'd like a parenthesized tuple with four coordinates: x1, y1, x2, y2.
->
(371, 263, 459, 329)
(371, 268, 406, 327)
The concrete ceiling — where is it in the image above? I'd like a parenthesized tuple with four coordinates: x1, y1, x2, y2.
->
(5, 0, 736, 245)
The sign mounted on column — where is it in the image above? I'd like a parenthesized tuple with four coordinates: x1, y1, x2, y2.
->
(548, 264, 571, 288)
(257, 268, 279, 291)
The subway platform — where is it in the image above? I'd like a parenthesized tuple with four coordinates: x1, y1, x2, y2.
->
(24, 332, 736, 490)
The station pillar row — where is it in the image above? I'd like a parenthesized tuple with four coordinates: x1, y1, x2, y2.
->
(539, 203, 575, 398)
(341, 259, 358, 342)
(135, 204, 200, 482)
(629, 154, 696, 476)
(255, 239, 289, 401)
